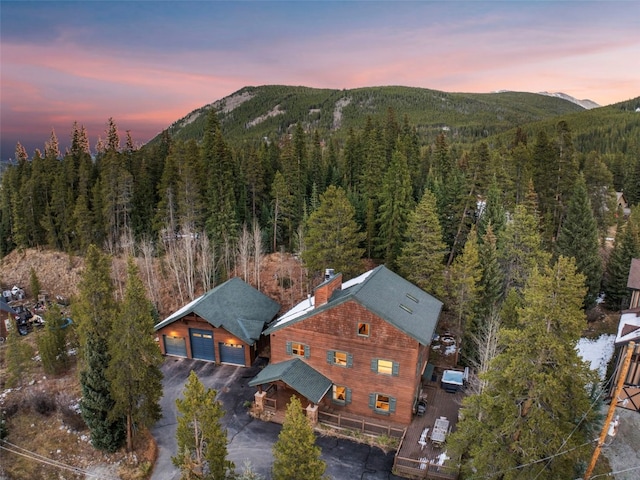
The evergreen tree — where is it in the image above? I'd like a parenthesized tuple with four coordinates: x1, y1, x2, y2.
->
(173, 371, 233, 480)
(603, 210, 640, 310)
(449, 257, 598, 480)
(478, 176, 506, 240)
(499, 204, 550, 295)
(4, 320, 35, 388)
(203, 109, 238, 247)
(29, 267, 41, 300)
(447, 226, 482, 337)
(396, 189, 446, 297)
(556, 175, 603, 308)
(302, 185, 365, 280)
(272, 396, 326, 480)
(72, 245, 125, 452)
(377, 149, 414, 267)
(107, 258, 164, 452)
(37, 303, 69, 375)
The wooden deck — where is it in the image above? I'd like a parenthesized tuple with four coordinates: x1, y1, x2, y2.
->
(393, 381, 465, 479)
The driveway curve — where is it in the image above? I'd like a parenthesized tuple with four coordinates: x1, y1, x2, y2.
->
(150, 357, 400, 479)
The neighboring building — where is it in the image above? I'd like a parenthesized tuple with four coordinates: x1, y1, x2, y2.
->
(628, 258, 640, 310)
(612, 312, 640, 412)
(154, 277, 280, 367)
(249, 266, 443, 426)
(616, 192, 631, 217)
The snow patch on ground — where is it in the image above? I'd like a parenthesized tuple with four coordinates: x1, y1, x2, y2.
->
(576, 334, 616, 379)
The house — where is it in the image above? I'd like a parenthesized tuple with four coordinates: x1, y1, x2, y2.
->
(249, 265, 443, 426)
(154, 277, 280, 367)
(611, 312, 640, 412)
(628, 258, 640, 310)
(616, 192, 631, 217)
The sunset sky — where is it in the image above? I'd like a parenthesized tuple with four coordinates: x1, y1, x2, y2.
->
(1, 0, 638, 160)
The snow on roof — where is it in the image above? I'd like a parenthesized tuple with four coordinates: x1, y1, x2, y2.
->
(616, 312, 640, 345)
(269, 268, 374, 330)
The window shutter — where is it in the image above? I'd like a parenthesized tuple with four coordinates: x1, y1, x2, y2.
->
(389, 396, 397, 413)
(286, 341, 292, 355)
(368, 393, 375, 408)
(392, 361, 399, 376)
(345, 388, 352, 404)
(304, 345, 310, 358)
(371, 358, 377, 372)
(346, 353, 353, 367)
(327, 350, 334, 364)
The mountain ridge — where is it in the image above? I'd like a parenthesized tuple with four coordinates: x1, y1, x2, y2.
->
(153, 84, 587, 148)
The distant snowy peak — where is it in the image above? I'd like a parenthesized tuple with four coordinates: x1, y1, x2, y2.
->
(537, 91, 600, 110)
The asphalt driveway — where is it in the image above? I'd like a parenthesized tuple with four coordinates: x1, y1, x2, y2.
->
(150, 357, 400, 480)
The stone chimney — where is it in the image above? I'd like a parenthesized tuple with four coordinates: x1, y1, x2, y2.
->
(314, 270, 342, 307)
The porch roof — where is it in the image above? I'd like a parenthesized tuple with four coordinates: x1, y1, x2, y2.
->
(248, 358, 332, 404)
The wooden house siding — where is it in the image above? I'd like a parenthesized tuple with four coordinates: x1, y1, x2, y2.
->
(270, 300, 424, 425)
(156, 314, 255, 366)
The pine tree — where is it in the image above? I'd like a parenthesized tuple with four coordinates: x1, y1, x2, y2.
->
(107, 258, 164, 452)
(72, 245, 125, 452)
(447, 226, 482, 337)
(173, 371, 234, 480)
(302, 185, 365, 280)
(37, 303, 69, 375)
(203, 109, 238, 247)
(478, 176, 506, 240)
(449, 257, 598, 480)
(499, 204, 550, 295)
(556, 175, 603, 308)
(4, 320, 35, 388)
(396, 189, 446, 297)
(603, 210, 640, 310)
(377, 149, 414, 268)
(272, 396, 326, 480)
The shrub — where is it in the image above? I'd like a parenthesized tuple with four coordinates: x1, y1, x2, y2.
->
(31, 391, 57, 416)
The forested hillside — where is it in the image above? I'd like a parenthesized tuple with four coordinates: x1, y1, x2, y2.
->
(1, 85, 640, 479)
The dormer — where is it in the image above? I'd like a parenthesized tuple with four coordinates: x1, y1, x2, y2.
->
(314, 270, 342, 308)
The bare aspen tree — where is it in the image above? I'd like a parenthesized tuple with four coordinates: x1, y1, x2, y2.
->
(467, 310, 502, 397)
(221, 233, 235, 281)
(162, 228, 185, 305)
(197, 233, 217, 292)
(139, 236, 160, 309)
(251, 218, 263, 291)
(180, 224, 197, 301)
(236, 223, 252, 283)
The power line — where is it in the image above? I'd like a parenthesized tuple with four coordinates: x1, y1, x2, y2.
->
(0, 440, 117, 479)
(589, 464, 640, 479)
(532, 372, 616, 480)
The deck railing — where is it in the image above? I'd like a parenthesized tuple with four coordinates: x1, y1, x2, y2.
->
(318, 410, 405, 438)
(393, 455, 459, 480)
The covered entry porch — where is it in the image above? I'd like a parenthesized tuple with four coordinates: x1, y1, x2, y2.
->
(249, 358, 332, 424)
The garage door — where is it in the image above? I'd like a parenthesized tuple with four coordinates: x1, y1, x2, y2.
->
(163, 336, 187, 357)
(219, 342, 246, 366)
(190, 329, 215, 361)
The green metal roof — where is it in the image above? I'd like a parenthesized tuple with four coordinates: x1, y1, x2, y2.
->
(154, 277, 280, 344)
(265, 265, 442, 345)
(248, 358, 332, 404)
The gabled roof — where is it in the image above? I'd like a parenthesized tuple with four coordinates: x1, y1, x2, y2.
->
(248, 358, 332, 404)
(627, 258, 640, 290)
(154, 277, 280, 345)
(616, 311, 640, 345)
(265, 265, 442, 345)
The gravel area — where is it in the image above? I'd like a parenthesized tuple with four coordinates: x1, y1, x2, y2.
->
(601, 407, 640, 480)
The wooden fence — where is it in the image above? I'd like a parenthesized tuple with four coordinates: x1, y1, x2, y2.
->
(318, 410, 405, 438)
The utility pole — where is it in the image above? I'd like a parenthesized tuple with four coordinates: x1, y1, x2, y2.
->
(583, 341, 635, 480)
